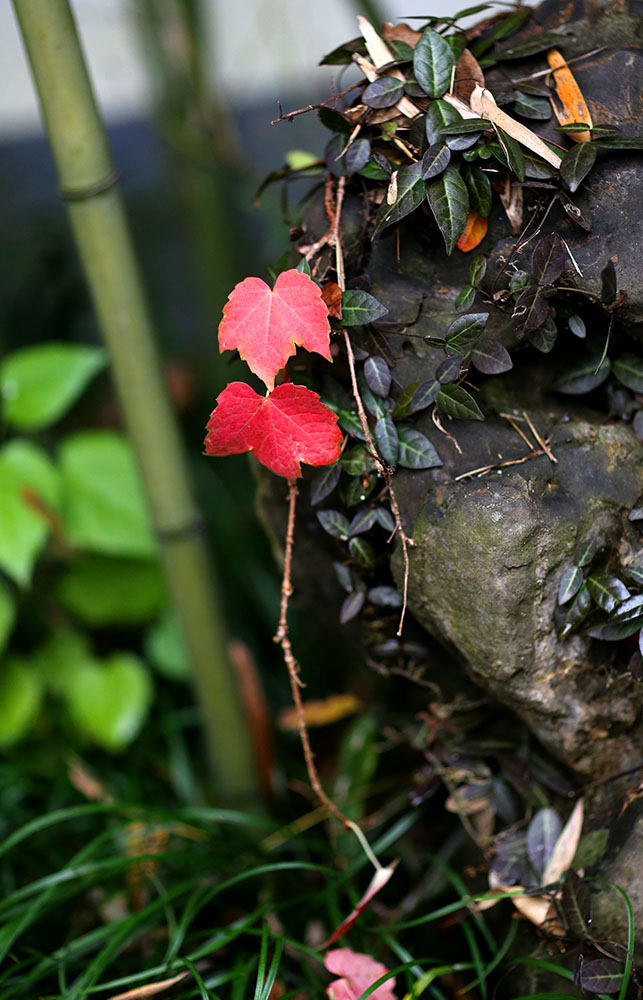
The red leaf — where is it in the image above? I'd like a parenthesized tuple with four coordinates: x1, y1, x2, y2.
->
(321, 863, 398, 949)
(204, 381, 342, 479)
(218, 269, 332, 390)
(324, 949, 397, 1000)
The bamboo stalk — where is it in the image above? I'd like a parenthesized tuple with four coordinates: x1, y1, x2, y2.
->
(12, 0, 258, 806)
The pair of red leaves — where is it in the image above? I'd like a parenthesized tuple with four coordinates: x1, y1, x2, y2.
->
(205, 269, 343, 478)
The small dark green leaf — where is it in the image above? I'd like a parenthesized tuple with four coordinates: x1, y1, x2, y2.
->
(364, 356, 392, 397)
(527, 807, 562, 880)
(554, 122, 593, 134)
(420, 143, 451, 180)
(557, 581, 592, 637)
(510, 269, 532, 295)
(513, 285, 548, 338)
(318, 106, 353, 134)
(358, 371, 387, 418)
(411, 379, 441, 413)
(319, 37, 364, 66)
(574, 537, 598, 568)
(446, 311, 489, 352)
(512, 91, 552, 120)
(497, 29, 572, 59)
(325, 135, 347, 177)
(349, 536, 377, 568)
(554, 356, 611, 395)
(436, 354, 462, 383)
(368, 586, 403, 607)
(613, 355, 643, 393)
(463, 163, 492, 217)
(310, 461, 341, 505)
(561, 871, 592, 937)
(446, 31, 467, 60)
(296, 257, 312, 275)
(363, 77, 405, 108)
(578, 958, 623, 995)
(338, 409, 366, 440)
(425, 99, 461, 146)
(559, 192, 592, 230)
(440, 118, 490, 136)
(495, 127, 525, 181)
(624, 563, 643, 586)
(468, 255, 487, 287)
(317, 509, 350, 540)
(344, 139, 371, 174)
(342, 290, 389, 326)
(438, 383, 484, 420)
(568, 314, 586, 338)
(600, 260, 617, 304)
(373, 162, 426, 237)
(349, 507, 378, 536)
(397, 426, 443, 469)
(532, 233, 565, 286)
(343, 472, 376, 507)
(528, 321, 557, 353)
(560, 141, 596, 193)
(340, 590, 365, 624)
(524, 151, 558, 180)
(558, 567, 583, 605)
(340, 445, 375, 476)
(471, 340, 513, 374)
(390, 40, 414, 62)
(374, 507, 395, 532)
(592, 136, 643, 150)
(455, 286, 476, 312)
(333, 561, 354, 593)
(413, 26, 456, 98)
(586, 573, 630, 613)
(374, 415, 399, 466)
(586, 595, 643, 640)
(392, 383, 419, 419)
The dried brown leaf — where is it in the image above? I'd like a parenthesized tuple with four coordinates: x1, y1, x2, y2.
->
(454, 49, 485, 102)
(382, 22, 422, 48)
(470, 85, 562, 167)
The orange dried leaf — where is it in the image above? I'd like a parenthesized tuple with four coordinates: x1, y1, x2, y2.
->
(321, 281, 343, 319)
(457, 211, 488, 252)
(278, 693, 360, 731)
(547, 49, 593, 143)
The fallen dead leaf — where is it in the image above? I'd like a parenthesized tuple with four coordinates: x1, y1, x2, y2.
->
(499, 178, 523, 232)
(382, 22, 421, 48)
(547, 49, 593, 143)
(107, 973, 190, 1000)
(470, 85, 562, 168)
(454, 49, 485, 102)
(278, 693, 360, 731)
(321, 863, 398, 949)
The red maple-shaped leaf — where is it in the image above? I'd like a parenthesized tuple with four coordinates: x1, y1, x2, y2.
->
(204, 381, 342, 479)
(218, 269, 332, 390)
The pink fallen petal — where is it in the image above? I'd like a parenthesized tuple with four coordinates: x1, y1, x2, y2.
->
(325, 949, 396, 1000)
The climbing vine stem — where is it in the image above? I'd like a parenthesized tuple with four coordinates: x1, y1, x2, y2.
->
(331, 179, 415, 637)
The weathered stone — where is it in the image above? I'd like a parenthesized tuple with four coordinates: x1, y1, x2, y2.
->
(389, 373, 643, 778)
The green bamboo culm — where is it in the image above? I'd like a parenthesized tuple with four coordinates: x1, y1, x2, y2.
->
(11, 0, 259, 806)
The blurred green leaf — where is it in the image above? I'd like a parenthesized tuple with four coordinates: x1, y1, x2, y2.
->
(0, 439, 61, 586)
(145, 612, 190, 681)
(57, 555, 166, 624)
(0, 581, 15, 658)
(32, 628, 94, 695)
(0, 343, 105, 431)
(59, 431, 156, 558)
(0, 657, 42, 747)
(64, 652, 153, 751)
